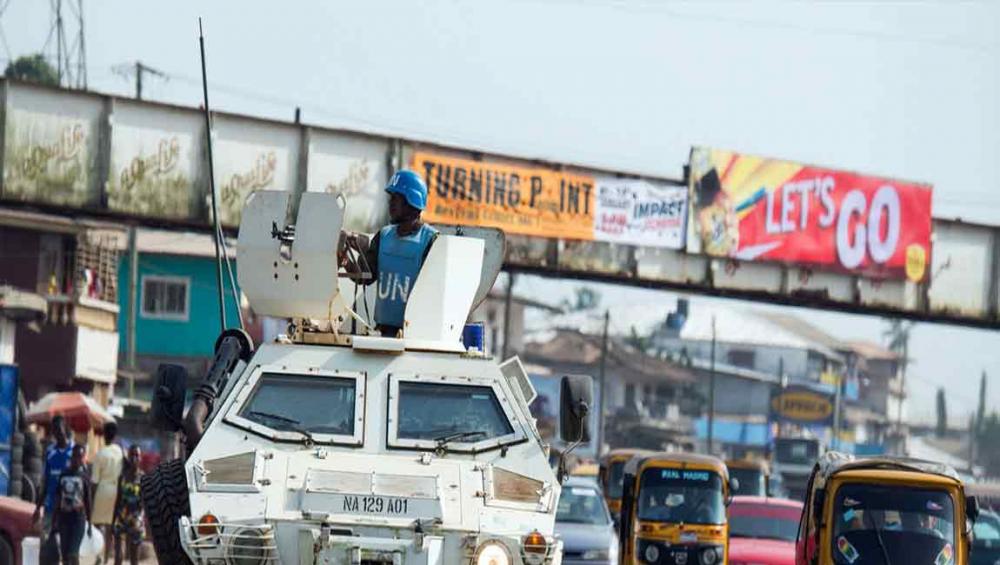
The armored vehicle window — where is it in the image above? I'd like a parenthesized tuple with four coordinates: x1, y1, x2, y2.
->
(396, 382, 513, 441)
(239, 373, 356, 435)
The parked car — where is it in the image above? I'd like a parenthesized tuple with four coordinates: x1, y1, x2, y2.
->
(556, 477, 618, 564)
(0, 495, 39, 565)
(729, 495, 802, 565)
(973, 509, 1000, 565)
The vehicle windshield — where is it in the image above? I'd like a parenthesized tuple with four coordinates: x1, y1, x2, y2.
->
(729, 467, 766, 497)
(239, 373, 355, 436)
(396, 381, 513, 442)
(831, 483, 956, 565)
(729, 501, 801, 541)
(557, 484, 611, 525)
(775, 439, 819, 466)
(608, 461, 626, 499)
(637, 467, 725, 525)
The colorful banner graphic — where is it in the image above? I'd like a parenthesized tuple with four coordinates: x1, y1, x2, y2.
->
(687, 147, 933, 281)
(413, 151, 687, 247)
(594, 177, 687, 249)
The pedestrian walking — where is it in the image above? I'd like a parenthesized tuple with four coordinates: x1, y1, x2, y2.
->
(32, 414, 75, 546)
(54, 444, 93, 565)
(112, 445, 145, 565)
(91, 422, 124, 564)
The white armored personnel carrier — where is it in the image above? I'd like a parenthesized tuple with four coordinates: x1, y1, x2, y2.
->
(141, 190, 592, 565)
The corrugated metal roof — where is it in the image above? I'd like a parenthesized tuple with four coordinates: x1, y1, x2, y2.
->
(678, 305, 842, 359)
(135, 229, 237, 259)
(523, 329, 695, 383)
(843, 340, 899, 361)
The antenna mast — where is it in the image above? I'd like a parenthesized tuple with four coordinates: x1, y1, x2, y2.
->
(199, 18, 228, 332)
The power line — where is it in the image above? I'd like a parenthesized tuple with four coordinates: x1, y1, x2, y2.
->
(516, 0, 999, 54)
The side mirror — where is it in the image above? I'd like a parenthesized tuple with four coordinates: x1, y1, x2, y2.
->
(560, 375, 592, 443)
(967, 495, 980, 522)
(151, 364, 188, 432)
(727, 477, 740, 504)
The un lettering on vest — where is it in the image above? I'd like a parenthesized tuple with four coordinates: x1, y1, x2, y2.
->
(378, 271, 413, 304)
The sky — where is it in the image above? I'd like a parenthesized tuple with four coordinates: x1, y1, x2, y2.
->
(3, 1, 999, 422)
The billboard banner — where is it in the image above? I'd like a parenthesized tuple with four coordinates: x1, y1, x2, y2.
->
(687, 147, 933, 282)
(413, 151, 596, 241)
(594, 177, 687, 249)
(770, 384, 834, 426)
(412, 151, 687, 248)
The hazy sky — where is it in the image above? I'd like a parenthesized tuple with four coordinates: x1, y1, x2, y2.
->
(5, 1, 999, 421)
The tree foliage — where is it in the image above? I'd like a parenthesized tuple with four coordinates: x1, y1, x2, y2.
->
(4, 54, 59, 86)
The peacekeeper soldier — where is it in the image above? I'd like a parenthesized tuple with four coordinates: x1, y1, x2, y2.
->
(340, 170, 438, 337)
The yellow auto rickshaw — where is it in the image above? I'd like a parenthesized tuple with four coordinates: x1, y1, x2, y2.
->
(726, 457, 770, 497)
(599, 448, 650, 523)
(619, 452, 734, 565)
(797, 452, 981, 565)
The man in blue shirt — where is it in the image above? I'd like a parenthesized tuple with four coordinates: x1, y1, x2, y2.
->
(341, 170, 437, 337)
(33, 414, 75, 535)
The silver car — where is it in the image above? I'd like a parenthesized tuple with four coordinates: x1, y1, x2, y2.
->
(556, 477, 619, 564)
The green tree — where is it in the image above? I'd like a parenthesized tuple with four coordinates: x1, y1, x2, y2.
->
(935, 388, 947, 437)
(4, 54, 59, 86)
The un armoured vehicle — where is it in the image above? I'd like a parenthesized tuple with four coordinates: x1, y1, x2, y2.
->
(142, 191, 590, 565)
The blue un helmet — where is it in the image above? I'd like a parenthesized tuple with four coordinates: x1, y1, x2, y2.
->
(385, 170, 428, 211)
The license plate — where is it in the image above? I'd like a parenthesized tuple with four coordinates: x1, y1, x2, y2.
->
(341, 495, 411, 516)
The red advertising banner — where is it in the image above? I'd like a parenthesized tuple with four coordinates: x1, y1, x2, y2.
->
(687, 148, 933, 282)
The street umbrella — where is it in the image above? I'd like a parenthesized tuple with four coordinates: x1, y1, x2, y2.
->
(25, 392, 115, 433)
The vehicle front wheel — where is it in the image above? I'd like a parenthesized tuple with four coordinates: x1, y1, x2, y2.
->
(141, 458, 193, 565)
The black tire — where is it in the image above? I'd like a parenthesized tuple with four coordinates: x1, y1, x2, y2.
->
(142, 458, 193, 565)
(19, 475, 36, 504)
(10, 433, 23, 448)
(0, 533, 13, 565)
(10, 448, 22, 465)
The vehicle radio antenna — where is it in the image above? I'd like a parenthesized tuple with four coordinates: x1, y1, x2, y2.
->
(198, 18, 233, 332)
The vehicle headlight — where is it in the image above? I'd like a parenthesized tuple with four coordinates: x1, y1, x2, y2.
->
(226, 527, 271, 565)
(475, 541, 512, 565)
(699, 546, 721, 565)
(643, 542, 660, 563)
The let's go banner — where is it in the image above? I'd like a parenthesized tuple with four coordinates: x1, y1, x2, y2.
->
(686, 147, 933, 281)
(413, 151, 687, 248)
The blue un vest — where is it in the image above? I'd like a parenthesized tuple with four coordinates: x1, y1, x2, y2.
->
(375, 224, 437, 329)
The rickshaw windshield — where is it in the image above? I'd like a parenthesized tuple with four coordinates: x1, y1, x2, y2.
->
(729, 467, 766, 496)
(608, 461, 626, 499)
(831, 483, 956, 565)
(637, 467, 725, 525)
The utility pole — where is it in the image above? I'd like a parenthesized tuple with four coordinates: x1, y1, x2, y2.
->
(133, 61, 167, 100)
(832, 365, 843, 451)
(895, 338, 908, 453)
(500, 273, 515, 359)
(708, 314, 717, 455)
(597, 310, 609, 456)
(126, 225, 139, 399)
